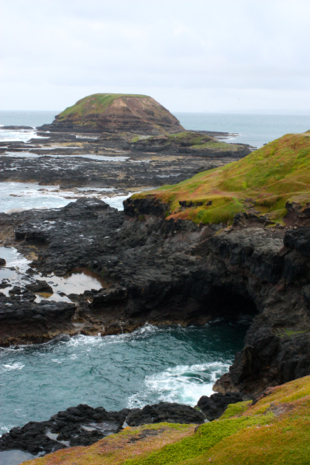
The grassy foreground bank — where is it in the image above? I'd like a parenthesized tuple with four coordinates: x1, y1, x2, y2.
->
(25, 375, 310, 464)
(131, 131, 310, 225)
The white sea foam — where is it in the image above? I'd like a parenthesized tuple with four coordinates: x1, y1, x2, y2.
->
(2, 362, 25, 371)
(0, 129, 48, 143)
(4, 151, 129, 162)
(65, 324, 159, 350)
(127, 360, 232, 408)
(0, 182, 130, 212)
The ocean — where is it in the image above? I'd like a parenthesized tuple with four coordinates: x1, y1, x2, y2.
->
(1, 110, 310, 148)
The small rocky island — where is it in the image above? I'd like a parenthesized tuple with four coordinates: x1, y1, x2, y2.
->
(0, 95, 309, 464)
(40, 93, 185, 134)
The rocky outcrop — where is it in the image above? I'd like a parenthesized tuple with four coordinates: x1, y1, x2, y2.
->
(126, 403, 205, 427)
(196, 392, 245, 421)
(0, 293, 76, 346)
(121, 131, 252, 158)
(39, 94, 185, 135)
(0, 402, 204, 456)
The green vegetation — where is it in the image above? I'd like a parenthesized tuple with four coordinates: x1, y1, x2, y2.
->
(125, 415, 274, 465)
(219, 400, 252, 419)
(132, 132, 310, 224)
(24, 375, 310, 465)
(277, 329, 310, 339)
(57, 93, 149, 121)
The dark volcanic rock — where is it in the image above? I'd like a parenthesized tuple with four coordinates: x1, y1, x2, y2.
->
(0, 294, 76, 346)
(124, 131, 251, 159)
(1, 125, 33, 130)
(0, 404, 129, 455)
(126, 402, 205, 426)
(26, 280, 53, 294)
(124, 196, 170, 217)
(0, 402, 204, 456)
(197, 392, 245, 421)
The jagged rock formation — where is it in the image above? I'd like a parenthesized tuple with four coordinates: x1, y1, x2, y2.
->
(0, 402, 204, 456)
(39, 93, 185, 135)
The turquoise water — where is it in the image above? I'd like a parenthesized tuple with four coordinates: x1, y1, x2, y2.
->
(0, 111, 57, 127)
(175, 113, 310, 148)
(0, 321, 249, 435)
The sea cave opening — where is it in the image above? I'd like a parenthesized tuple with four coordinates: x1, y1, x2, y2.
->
(203, 286, 258, 325)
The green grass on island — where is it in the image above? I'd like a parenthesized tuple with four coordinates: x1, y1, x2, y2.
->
(132, 131, 310, 225)
(57, 93, 150, 120)
(24, 375, 310, 465)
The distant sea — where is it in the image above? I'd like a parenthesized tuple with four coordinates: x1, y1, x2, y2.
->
(1, 111, 310, 149)
(175, 113, 310, 148)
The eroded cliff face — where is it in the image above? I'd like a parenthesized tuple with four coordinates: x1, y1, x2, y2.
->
(1, 197, 310, 394)
(40, 94, 185, 135)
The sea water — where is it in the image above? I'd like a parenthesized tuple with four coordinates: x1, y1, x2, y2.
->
(175, 112, 310, 148)
(0, 321, 249, 435)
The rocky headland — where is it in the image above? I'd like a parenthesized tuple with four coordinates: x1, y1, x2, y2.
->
(1, 98, 310, 463)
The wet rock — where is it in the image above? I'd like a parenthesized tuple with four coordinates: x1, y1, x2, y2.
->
(49, 333, 71, 343)
(0, 258, 6, 266)
(26, 280, 53, 294)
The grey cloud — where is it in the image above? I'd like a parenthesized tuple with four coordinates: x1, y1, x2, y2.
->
(1, 0, 310, 111)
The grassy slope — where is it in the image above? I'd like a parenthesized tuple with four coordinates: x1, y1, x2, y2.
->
(57, 93, 149, 121)
(24, 376, 310, 465)
(132, 132, 310, 225)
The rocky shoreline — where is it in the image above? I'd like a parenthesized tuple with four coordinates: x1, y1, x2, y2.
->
(1, 119, 310, 461)
(1, 195, 310, 394)
(0, 391, 246, 457)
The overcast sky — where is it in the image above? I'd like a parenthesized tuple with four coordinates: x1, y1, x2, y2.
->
(1, 0, 310, 113)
